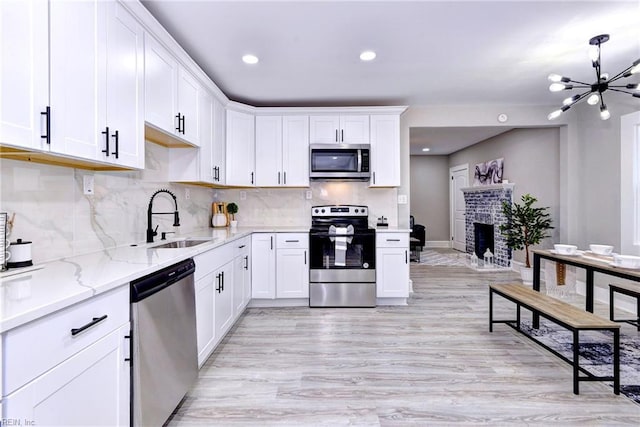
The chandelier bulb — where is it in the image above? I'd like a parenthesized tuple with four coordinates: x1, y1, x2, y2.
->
(627, 83, 639, 91)
(587, 93, 600, 105)
(588, 46, 600, 63)
(548, 109, 563, 120)
(563, 95, 580, 106)
(548, 74, 570, 83)
(549, 83, 571, 92)
(600, 104, 610, 120)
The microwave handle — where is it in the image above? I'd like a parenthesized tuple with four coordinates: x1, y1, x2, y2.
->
(358, 149, 362, 172)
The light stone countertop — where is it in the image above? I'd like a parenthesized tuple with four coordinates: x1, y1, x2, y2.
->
(0, 226, 309, 333)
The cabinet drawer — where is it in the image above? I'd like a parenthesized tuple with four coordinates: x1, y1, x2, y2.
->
(194, 243, 234, 280)
(233, 236, 251, 257)
(276, 233, 308, 249)
(3, 285, 129, 395)
(376, 233, 409, 248)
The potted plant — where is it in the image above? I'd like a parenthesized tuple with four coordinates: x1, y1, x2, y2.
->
(499, 194, 553, 284)
(227, 202, 239, 228)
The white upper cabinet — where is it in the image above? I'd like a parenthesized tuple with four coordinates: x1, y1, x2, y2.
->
(369, 114, 400, 187)
(255, 115, 309, 187)
(49, 0, 101, 160)
(1, 0, 144, 168)
(212, 97, 226, 185)
(144, 33, 200, 147)
(226, 109, 255, 186)
(310, 115, 369, 144)
(102, 0, 144, 168)
(0, 0, 49, 150)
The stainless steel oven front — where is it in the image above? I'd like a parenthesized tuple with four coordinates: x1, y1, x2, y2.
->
(308, 205, 376, 307)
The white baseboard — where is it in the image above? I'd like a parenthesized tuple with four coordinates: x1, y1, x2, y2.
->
(425, 241, 451, 248)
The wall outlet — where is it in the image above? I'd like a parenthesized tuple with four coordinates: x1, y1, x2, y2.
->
(397, 194, 408, 205)
(305, 190, 312, 200)
(185, 188, 191, 200)
(83, 175, 94, 195)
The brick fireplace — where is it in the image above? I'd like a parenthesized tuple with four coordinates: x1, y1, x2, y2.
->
(461, 183, 514, 267)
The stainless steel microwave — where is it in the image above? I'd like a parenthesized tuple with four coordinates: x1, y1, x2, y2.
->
(309, 144, 370, 180)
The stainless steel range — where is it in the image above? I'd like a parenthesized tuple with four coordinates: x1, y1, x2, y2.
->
(309, 205, 376, 307)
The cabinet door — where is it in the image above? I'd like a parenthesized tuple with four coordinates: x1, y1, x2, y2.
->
(255, 115, 283, 186)
(3, 323, 130, 427)
(370, 114, 400, 187)
(198, 90, 214, 182)
(251, 233, 276, 299)
(195, 271, 215, 367)
(0, 0, 49, 150)
(103, 1, 144, 168)
(226, 109, 255, 186)
(276, 248, 309, 298)
(49, 0, 100, 160)
(212, 97, 226, 184)
(340, 115, 369, 144)
(282, 116, 309, 187)
(309, 115, 339, 144)
(177, 68, 200, 146)
(144, 33, 178, 134)
(376, 247, 409, 298)
(242, 249, 252, 307)
(215, 262, 235, 338)
(233, 254, 246, 315)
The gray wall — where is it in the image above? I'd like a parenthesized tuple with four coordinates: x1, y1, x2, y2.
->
(448, 128, 561, 263)
(409, 155, 449, 241)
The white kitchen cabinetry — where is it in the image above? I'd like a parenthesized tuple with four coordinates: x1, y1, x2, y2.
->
(1, 0, 144, 169)
(369, 114, 400, 187)
(226, 109, 255, 186)
(144, 33, 200, 147)
(251, 233, 276, 299)
(214, 260, 234, 339)
(376, 233, 410, 298)
(276, 233, 309, 298)
(310, 115, 369, 144)
(233, 237, 252, 314)
(2, 286, 130, 426)
(255, 115, 309, 187)
(0, 0, 49, 150)
(212, 98, 227, 184)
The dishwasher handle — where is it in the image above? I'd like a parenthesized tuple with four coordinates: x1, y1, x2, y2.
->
(131, 258, 196, 302)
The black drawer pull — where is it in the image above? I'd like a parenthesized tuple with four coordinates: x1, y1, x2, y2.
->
(238, 244, 246, 249)
(111, 129, 119, 159)
(387, 239, 401, 242)
(71, 315, 108, 336)
(40, 106, 50, 144)
(285, 239, 299, 243)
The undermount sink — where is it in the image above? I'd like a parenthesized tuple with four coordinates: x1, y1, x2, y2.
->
(149, 239, 211, 249)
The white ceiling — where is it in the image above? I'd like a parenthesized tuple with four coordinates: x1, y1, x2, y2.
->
(141, 0, 640, 154)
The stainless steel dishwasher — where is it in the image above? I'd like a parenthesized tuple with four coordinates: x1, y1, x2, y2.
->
(130, 258, 197, 426)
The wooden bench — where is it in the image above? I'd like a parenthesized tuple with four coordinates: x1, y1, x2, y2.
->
(489, 283, 620, 395)
(609, 282, 640, 331)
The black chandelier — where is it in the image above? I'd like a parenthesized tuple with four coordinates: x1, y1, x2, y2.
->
(547, 34, 639, 121)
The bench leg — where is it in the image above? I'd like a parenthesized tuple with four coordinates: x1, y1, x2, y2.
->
(609, 286, 615, 322)
(516, 303, 521, 331)
(637, 296, 640, 332)
(573, 330, 580, 395)
(489, 288, 493, 332)
(614, 329, 620, 395)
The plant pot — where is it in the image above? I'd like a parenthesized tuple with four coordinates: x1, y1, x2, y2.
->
(230, 220, 238, 229)
(520, 266, 533, 285)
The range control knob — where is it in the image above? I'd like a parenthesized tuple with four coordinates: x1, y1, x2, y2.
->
(314, 209, 319, 214)
(321, 209, 325, 213)
(354, 209, 359, 213)
(361, 208, 366, 214)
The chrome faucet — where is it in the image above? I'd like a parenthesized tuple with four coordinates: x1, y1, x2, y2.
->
(146, 189, 180, 243)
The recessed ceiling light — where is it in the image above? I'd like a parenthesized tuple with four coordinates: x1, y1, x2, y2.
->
(422, 148, 430, 152)
(242, 54, 259, 65)
(360, 50, 376, 61)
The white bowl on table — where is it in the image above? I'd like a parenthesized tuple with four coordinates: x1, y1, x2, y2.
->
(612, 254, 640, 269)
(554, 244, 578, 255)
(589, 244, 614, 256)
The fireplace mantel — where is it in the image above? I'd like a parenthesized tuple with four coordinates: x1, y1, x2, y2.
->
(461, 183, 515, 193)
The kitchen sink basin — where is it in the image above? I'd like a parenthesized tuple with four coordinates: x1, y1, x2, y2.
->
(149, 239, 211, 249)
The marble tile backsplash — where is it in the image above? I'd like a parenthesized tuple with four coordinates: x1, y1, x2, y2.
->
(1, 143, 398, 264)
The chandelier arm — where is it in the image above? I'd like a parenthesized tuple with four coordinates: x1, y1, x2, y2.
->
(608, 66, 634, 82)
(608, 88, 637, 96)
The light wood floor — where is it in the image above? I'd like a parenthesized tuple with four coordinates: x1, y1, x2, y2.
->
(168, 263, 640, 426)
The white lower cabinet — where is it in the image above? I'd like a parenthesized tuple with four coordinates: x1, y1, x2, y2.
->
(251, 233, 276, 299)
(233, 237, 252, 314)
(195, 269, 216, 366)
(376, 232, 410, 298)
(276, 234, 309, 299)
(214, 261, 234, 339)
(2, 286, 130, 426)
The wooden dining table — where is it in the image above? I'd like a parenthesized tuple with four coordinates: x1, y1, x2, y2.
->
(531, 249, 640, 328)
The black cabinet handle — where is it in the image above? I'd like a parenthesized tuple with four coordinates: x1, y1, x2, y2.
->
(71, 315, 108, 336)
(251, 172, 254, 185)
(215, 273, 221, 293)
(387, 239, 401, 242)
(284, 171, 287, 185)
(101, 127, 110, 156)
(341, 129, 344, 142)
(278, 171, 281, 184)
(238, 244, 246, 249)
(335, 129, 338, 142)
(285, 239, 299, 243)
(40, 106, 50, 144)
(180, 114, 185, 134)
(270, 236, 273, 250)
(304, 250, 307, 265)
(405, 250, 408, 264)
(111, 130, 119, 159)
(175, 113, 182, 132)
(221, 271, 224, 291)
(373, 171, 376, 185)
(244, 255, 248, 270)
(124, 334, 131, 363)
